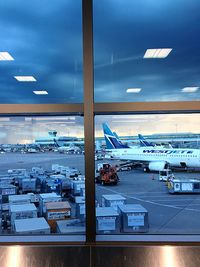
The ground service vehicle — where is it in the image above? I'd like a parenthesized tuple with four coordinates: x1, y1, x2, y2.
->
(95, 163, 119, 185)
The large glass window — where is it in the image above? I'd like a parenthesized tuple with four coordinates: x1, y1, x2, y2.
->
(94, 0, 200, 102)
(95, 113, 200, 235)
(0, 0, 83, 103)
(0, 116, 85, 236)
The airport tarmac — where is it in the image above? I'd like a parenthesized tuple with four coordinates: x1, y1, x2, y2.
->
(1, 152, 200, 234)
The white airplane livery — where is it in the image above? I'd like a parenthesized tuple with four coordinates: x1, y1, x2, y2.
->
(103, 123, 200, 171)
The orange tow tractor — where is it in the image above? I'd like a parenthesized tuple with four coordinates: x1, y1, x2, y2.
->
(95, 163, 119, 185)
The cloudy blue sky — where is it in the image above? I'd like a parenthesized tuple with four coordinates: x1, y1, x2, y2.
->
(0, 114, 199, 144)
(0, 0, 200, 103)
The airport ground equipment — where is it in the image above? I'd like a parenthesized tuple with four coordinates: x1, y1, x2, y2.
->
(102, 194, 126, 211)
(96, 207, 120, 234)
(56, 219, 85, 234)
(14, 217, 50, 234)
(95, 163, 119, 185)
(75, 196, 85, 221)
(39, 193, 62, 216)
(159, 169, 174, 181)
(45, 201, 71, 232)
(168, 178, 200, 194)
(118, 204, 149, 233)
(10, 203, 38, 229)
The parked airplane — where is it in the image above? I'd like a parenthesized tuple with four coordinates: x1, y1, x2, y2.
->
(54, 139, 81, 153)
(138, 134, 172, 148)
(103, 123, 200, 171)
(138, 134, 155, 147)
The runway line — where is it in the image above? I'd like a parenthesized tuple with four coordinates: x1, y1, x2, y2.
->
(99, 186, 200, 212)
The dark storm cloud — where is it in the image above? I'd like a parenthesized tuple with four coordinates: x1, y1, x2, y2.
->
(1, 0, 200, 103)
(0, 0, 83, 103)
(93, 0, 200, 102)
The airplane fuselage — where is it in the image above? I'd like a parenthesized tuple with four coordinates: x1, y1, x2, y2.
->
(107, 147, 200, 168)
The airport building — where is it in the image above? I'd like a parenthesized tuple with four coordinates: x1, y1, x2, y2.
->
(0, 0, 200, 266)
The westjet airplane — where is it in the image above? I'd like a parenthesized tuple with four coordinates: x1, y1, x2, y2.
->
(138, 134, 155, 147)
(103, 123, 200, 171)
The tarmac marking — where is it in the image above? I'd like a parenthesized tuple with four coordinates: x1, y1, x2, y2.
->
(99, 186, 200, 212)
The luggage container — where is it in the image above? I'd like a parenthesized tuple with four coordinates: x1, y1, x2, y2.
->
(9, 194, 31, 205)
(168, 179, 200, 193)
(8, 169, 27, 176)
(96, 207, 120, 234)
(14, 217, 50, 234)
(52, 164, 60, 173)
(56, 219, 85, 234)
(75, 196, 85, 221)
(118, 204, 149, 233)
(0, 176, 15, 185)
(71, 180, 85, 196)
(13, 175, 28, 188)
(10, 203, 37, 228)
(32, 167, 44, 175)
(102, 194, 126, 211)
(39, 192, 61, 216)
(0, 184, 16, 196)
(50, 174, 65, 180)
(45, 201, 71, 232)
(27, 193, 40, 204)
(22, 178, 36, 193)
(80, 188, 85, 197)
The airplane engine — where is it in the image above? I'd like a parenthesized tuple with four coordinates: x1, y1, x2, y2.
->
(148, 161, 167, 171)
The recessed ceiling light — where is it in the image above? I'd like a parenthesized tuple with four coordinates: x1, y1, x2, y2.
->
(181, 87, 199, 93)
(33, 90, 48, 95)
(126, 88, 141, 93)
(143, 48, 172, 58)
(0, 52, 14, 61)
(14, 76, 36, 82)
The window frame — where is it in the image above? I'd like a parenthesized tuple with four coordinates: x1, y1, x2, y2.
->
(0, 0, 199, 245)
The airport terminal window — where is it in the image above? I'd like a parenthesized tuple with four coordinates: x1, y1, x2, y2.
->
(94, 0, 200, 102)
(95, 114, 200, 235)
(0, 0, 83, 104)
(0, 116, 85, 235)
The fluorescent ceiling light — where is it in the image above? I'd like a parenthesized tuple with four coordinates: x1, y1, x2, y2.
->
(14, 76, 36, 82)
(33, 90, 48, 95)
(181, 87, 199, 93)
(143, 48, 172, 58)
(0, 52, 14, 61)
(126, 88, 141, 93)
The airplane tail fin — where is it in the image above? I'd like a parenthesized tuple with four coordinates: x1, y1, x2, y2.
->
(102, 123, 129, 149)
(138, 134, 154, 147)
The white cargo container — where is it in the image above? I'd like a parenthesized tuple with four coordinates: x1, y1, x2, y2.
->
(10, 203, 37, 227)
(27, 193, 39, 203)
(8, 169, 27, 176)
(14, 217, 50, 234)
(102, 194, 126, 211)
(96, 207, 120, 234)
(52, 164, 60, 173)
(56, 219, 85, 234)
(32, 167, 44, 175)
(118, 204, 149, 233)
(9, 194, 31, 205)
(22, 178, 36, 193)
(50, 174, 65, 180)
(71, 180, 85, 195)
(0, 184, 16, 196)
(75, 196, 85, 220)
(39, 192, 61, 216)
